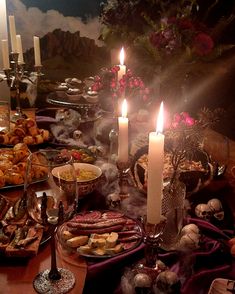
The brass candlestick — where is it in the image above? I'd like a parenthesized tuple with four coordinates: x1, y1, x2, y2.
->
(142, 216, 166, 268)
(116, 160, 130, 199)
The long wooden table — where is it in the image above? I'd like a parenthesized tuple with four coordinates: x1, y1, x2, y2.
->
(1, 113, 235, 293)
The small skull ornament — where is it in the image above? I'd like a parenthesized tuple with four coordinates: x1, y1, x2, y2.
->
(179, 232, 200, 250)
(107, 192, 121, 208)
(73, 130, 83, 140)
(207, 198, 224, 221)
(181, 224, 200, 236)
(133, 273, 152, 288)
(154, 270, 180, 294)
(195, 203, 212, 221)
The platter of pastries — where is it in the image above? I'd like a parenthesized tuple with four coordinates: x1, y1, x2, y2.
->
(0, 143, 48, 189)
(57, 210, 142, 258)
(0, 194, 45, 257)
(0, 117, 50, 146)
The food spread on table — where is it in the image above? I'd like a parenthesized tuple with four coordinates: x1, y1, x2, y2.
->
(0, 117, 50, 145)
(0, 194, 44, 257)
(58, 210, 142, 258)
(0, 143, 48, 189)
(132, 149, 209, 193)
(58, 148, 96, 163)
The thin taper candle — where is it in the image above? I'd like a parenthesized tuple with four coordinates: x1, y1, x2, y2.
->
(33, 36, 41, 66)
(8, 15, 17, 53)
(118, 99, 129, 163)
(16, 35, 24, 64)
(1, 39, 10, 69)
(117, 47, 126, 82)
(147, 102, 164, 224)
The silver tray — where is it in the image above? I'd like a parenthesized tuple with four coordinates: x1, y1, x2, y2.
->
(46, 92, 102, 123)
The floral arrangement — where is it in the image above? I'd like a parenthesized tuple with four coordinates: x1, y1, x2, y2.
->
(91, 66, 151, 112)
(164, 107, 225, 179)
(100, 0, 234, 80)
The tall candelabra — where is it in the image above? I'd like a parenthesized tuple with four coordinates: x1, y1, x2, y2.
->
(3, 52, 43, 122)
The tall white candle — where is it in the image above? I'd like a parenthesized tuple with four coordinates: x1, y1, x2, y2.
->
(147, 102, 165, 224)
(33, 36, 41, 66)
(1, 39, 10, 69)
(117, 47, 126, 82)
(8, 15, 17, 53)
(0, 0, 7, 69)
(16, 35, 24, 64)
(118, 99, 129, 163)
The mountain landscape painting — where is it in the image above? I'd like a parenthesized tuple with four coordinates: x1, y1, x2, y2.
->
(6, 0, 109, 80)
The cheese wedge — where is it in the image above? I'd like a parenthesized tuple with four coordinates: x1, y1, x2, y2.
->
(105, 244, 123, 255)
(77, 245, 92, 255)
(92, 247, 106, 256)
(66, 236, 88, 248)
(62, 231, 75, 241)
(106, 232, 118, 248)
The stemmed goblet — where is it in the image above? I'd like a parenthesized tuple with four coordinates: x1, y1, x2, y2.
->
(25, 149, 78, 294)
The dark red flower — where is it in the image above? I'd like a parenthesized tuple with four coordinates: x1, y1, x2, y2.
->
(178, 18, 194, 30)
(193, 33, 214, 56)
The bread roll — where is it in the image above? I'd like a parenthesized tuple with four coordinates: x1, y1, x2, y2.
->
(23, 136, 34, 145)
(0, 134, 9, 145)
(34, 134, 44, 144)
(28, 126, 38, 137)
(25, 118, 36, 128)
(13, 127, 26, 138)
(9, 136, 20, 145)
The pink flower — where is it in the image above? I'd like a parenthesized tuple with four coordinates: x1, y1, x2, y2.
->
(193, 33, 214, 56)
(181, 112, 190, 119)
(173, 113, 181, 123)
(185, 116, 195, 126)
(172, 121, 179, 128)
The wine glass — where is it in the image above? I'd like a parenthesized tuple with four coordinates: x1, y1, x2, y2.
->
(25, 149, 78, 294)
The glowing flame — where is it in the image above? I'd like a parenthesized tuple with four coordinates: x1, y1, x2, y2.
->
(121, 99, 128, 118)
(119, 47, 125, 66)
(156, 101, 164, 133)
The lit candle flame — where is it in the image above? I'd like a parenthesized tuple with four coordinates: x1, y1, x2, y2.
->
(156, 101, 164, 133)
(120, 47, 125, 66)
(121, 99, 128, 118)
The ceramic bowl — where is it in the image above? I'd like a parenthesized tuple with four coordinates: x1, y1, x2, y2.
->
(52, 162, 102, 197)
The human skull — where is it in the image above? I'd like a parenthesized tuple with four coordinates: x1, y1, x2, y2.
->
(179, 232, 200, 250)
(73, 130, 83, 140)
(154, 271, 180, 294)
(107, 193, 121, 208)
(133, 273, 152, 288)
(181, 224, 200, 236)
(207, 198, 224, 221)
(195, 203, 212, 221)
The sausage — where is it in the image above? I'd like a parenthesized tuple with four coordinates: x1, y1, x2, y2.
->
(101, 211, 124, 219)
(67, 219, 103, 225)
(69, 224, 124, 235)
(73, 211, 102, 221)
(67, 218, 126, 230)
(116, 230, 140, 236)
(118, 235, 141, 243)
